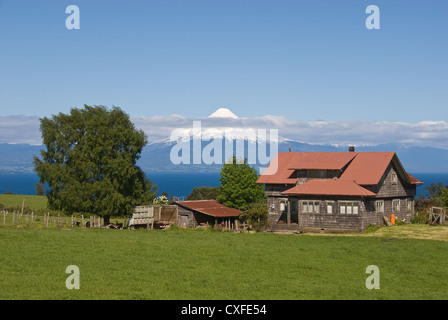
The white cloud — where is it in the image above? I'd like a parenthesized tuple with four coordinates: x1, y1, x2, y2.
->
(0, 115, 41, 145)
(134, 115, 448, 150)
(2, 114, 448, 150)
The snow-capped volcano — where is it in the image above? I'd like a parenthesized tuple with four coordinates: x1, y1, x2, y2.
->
(208, 108, 239, 119)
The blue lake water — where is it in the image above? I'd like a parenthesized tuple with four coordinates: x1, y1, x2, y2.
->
(0, 171, 447, 199)
(0, 171, 221, 198)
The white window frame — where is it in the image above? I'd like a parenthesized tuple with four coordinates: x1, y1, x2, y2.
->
(326, 201, 334, 214)
(280, 201, 286, 212)
(302, 200, 320, 213)
(392, 199, 401, 212)
(391, 172, 398, 185)
(339, 201, 360, 215)
(406, 198, 413, 212)
(376, 200, 384, 213)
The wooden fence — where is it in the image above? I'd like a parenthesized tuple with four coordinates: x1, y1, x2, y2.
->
(1, 210, 103, 228)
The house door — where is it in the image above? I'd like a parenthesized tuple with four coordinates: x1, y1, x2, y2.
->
(178, 215, 189, 228)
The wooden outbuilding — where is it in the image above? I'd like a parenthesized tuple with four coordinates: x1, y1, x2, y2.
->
(174, 200, 242, 229)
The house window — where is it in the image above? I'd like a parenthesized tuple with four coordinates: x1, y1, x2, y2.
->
(392, 199, 401, 212)
(302, 200, 320, 213)
(406, 198, 413, 212)
(391, 172, 398, 185)
(280, 201, 286, 212)
(326, 201, 334, 214)
(376, 200, 384, 213)
(340, 202, 359, 214)
(309, 170, 325, 178)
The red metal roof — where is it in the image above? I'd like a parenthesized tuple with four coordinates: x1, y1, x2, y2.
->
(407, 173, 424, 185)
(283, 179, 377, 197)
(175, 200, 242, 217)
(257, 151, 421, 196)
(256, 152, 298, 185)
(339, 152, 395, 185)
(287, 152, 357, 170)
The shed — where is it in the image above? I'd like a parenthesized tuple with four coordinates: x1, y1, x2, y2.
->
(174, 200, 242, 229)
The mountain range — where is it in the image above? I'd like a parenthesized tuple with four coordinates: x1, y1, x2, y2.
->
(1, 108, 447, 175)
(1, 139, 447, 175)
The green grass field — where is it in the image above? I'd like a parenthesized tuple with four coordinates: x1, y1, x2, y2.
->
(0, 194, 48, 211)
(1, 225, 447, 300)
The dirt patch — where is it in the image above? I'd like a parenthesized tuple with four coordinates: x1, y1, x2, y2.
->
(302, 224, 448, 242)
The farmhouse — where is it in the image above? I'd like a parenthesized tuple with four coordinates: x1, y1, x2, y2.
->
(257, 148, 423, 233)
(174, 200, 242, 229)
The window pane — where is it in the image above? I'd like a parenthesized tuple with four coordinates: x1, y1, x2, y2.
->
(353, 204, 359, 214)
(347, 205, 352, 214)
(327, 204, 333, 214)
(314, 202, 320, 213)
(303, 202, 308, 213)
(340, 204, 346, 214)
(376, 201, 384, 213)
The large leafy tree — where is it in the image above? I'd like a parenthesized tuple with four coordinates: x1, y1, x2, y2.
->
(217, 156, 266, 209)
(33, 105, 157, 222)
(187, 186, 220, 200)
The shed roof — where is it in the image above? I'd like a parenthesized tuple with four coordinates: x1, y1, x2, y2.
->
(283, 179, 376, 197)
(175, 200, 242, 217)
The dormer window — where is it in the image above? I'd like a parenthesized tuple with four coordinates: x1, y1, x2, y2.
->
(391, 172, 398, 185)
(309, 170, 325, 178)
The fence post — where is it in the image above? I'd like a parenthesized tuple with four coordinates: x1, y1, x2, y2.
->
(71, 215, 74, 228)
(46, 212, 49, 228)
(3, 210, 6, 225)
(12, 211, 15, 226)
(81, 214, 84, 228)
(31, 212, 34, 225)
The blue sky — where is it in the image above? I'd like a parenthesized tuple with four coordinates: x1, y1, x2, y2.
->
(0, 0, 447, 123)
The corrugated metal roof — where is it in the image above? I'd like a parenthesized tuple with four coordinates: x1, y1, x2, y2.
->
(175, 200, 242, 217)
(282, 179, 376, 197)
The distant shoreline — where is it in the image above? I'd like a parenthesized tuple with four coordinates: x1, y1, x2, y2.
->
(1, 171, 447, 199)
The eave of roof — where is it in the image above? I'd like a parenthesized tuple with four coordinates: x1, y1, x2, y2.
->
(407, 173, 424, 185)
(282, 179, 377, 197)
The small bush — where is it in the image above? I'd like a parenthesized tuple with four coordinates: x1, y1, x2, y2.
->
(411, 212, 429, 224)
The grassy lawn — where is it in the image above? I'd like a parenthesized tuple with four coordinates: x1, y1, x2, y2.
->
(0, 194, 48, 211)
(1, 225, 447, 300)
